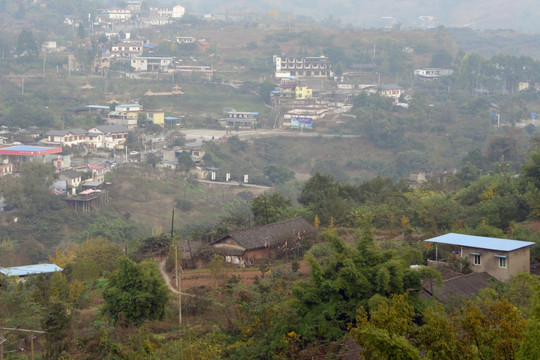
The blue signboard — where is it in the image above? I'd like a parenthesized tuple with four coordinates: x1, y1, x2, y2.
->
(291, 117, 313, 129)
(532, 112, 536, 119)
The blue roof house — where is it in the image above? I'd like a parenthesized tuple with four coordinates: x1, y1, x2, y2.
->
(425, 233, 534, 281)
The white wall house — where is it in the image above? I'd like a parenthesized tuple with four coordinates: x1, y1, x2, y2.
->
(46, 129, 88, 147)
(149, 5, 185, 18)
(131, 57, 173, 72)
(103, 8, 132, 21)
(87, 125, 129, 149)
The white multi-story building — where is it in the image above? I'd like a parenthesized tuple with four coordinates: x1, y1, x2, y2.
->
(149, 5, 185, 18)
(111, 41, 144, 58)
(176, 36, 196, 44)
(103, 8, 132, 21)
(273, 55, 332, 78)
(126, 0, 142, 12)
(131, 57, 173, 72)
(413, 68, 454, 79)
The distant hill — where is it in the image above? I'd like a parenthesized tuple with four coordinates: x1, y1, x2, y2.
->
(186, 0, 539, 33)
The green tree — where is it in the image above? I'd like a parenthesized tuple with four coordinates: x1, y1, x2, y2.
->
(456, 162, 482, 184)
(520, 150, 540, 189)
(263, 163, 294, 184)
(77, 23, 86, 38)
(298, 173, 347, 225)
(1, 162, 58, 212)
(251, 193, 294, 226)
(259, 80, 275, 105)
(350, 294, 420, 360)
(177, 151, 194, 173)
(517, 288, 540, 360)
(293, 225, 417, 344)
(42, 300, 72, 359)
(146, 152, 162, 168)
(430, 49, 453, 68)
(102, 257, 169, 325)
(75, 237, 122, 275)
(457, 293, 527, 360)
(416, 305, 463, 360)
(15, 29, 38, 63)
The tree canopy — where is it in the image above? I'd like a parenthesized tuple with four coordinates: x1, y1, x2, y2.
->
(102, 257, 169, 326)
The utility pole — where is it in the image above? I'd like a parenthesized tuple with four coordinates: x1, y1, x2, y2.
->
(175, 242, 182, 332)
(42, 51, 46, 79)
(0, 327, 45, 360)
(170, 208, 175, 238)
(171, 208, 181, 331)
(0, 329, 4, 360)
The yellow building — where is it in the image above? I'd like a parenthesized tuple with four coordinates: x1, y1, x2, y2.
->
(278, 78, 313, 100)
(295, 85, 313, 100)
(519, 82, 530, 91)
(144, 111, 165, 126)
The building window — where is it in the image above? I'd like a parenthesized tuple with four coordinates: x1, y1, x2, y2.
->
(499, 257, 507, 268)
(473, 254, 481, 265)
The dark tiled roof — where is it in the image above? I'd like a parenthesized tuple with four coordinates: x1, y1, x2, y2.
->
(435, 267, 463, 281)
(59, 169, 81, 179)
(94, 125, 129, 133)
(380, 84, 401, 90)
(422, 271, 495, 303)
(46, 128, 87, 136)
(212, 217, 317, 251)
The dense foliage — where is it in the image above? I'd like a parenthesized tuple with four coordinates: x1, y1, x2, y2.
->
(102, 257, 169, 326)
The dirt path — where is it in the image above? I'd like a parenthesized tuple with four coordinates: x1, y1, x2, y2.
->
(159, 259, 179, 294)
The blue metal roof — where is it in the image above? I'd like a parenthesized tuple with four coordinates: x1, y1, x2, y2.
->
(86, 105, 111, 110)
(425, 233, 535, 252)
(0, 264, 63, 277)
(3, 145, 53, 152)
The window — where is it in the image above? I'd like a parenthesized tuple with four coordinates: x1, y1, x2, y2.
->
(474, 254, 481, 265)
(499, 257, 507, 268)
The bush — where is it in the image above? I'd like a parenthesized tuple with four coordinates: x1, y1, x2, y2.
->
(175, 199, 194, 211)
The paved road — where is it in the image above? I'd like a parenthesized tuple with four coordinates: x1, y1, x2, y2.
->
(196, 179, 272, 189)
(180, 128, 362, 141)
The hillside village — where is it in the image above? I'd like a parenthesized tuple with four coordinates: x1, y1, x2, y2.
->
(1, 0, 540, 359)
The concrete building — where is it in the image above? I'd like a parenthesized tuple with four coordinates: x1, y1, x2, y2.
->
(413, 68, 454, 80)
(273, 55, 332, 78)
(176, 36, 196, 44)
(276, 77, 313, 100)
(143, 110, 165, 126)
(131, 56, 173, 72)
(46, 128, 87, 147)
(425, 233, 535, 282)
(107, 103, 142, 129)
(111, 41, 144, 58)
(102, 8, 132, 21)
(87, 125, 129, 148)
(149, 4, 185, 18)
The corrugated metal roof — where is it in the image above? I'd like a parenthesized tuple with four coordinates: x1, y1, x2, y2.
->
(0, 146, 62, 156)
(425, 233, 535, 252)
(0, 263, 62, 276)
